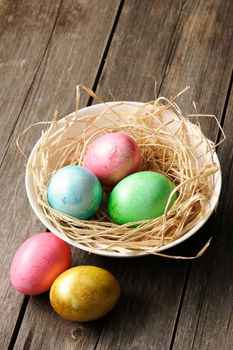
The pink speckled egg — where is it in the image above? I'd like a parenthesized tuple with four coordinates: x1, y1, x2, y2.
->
(10, 232, 71, 296)
(83, 132, 141, 186)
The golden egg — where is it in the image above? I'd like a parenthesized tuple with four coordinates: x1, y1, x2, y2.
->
(49, 265, 120, 322)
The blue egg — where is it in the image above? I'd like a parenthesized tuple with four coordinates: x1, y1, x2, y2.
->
(47, 166, 102, 220)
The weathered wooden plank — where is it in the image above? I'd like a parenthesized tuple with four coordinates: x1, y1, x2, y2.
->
(93, 0, 233, 349)
(9, 0, 233, 349)
(0, 0, 121, 349)
(0, 1, 62, 348)
(13, 1, 186, 349)
(0, 0, 62, 162)
(160, 0, 233, 137)
(97, 0, 184, 102)
(171, 84, 233, 350)
(156, 0, 233, 257)
(12, 254, 120, 350)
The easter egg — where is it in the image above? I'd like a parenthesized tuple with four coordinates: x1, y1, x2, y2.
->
(10, 232, 71, 295)
(83, 132, 141, 187)
(108, 171, 177, 225)
(47, 165, 102, 219)
(50, 265, 121, 322)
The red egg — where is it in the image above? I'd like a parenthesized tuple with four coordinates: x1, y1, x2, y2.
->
(10, 232, 71, 295)
(83, 132, 141, 186)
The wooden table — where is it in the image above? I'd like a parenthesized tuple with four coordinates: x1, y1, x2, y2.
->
(1, 1, 232, 349)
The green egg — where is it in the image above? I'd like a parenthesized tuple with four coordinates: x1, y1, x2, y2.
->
(108, 171, 177, 225)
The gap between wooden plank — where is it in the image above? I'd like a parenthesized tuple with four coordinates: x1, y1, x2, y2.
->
(171, 81, 233, 350)
(164, 1, 233, 343)
(168, 70, 233, 350)
(87, 0, 125, 106)
(156, 0, 186, 96)
(215, 70, 233, 143)
(4, 2, 63, 349)
(7, 297, 29, 350)
(0, 1, 69, 348)
(6, 1, 125, 349)
(93, 328, 104, 350)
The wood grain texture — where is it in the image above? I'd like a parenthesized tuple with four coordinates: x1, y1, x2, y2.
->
(160, 0, 233, 137)
(0, 0, 121, 348)
(13, 1, 187, 349)
(158, 1, 233, 348)
(172, 85, 233, 350)
(97, 0, 184, 102)
(93, 0, 233, 349)
(156, 0, 233, 258)
(0, 1, 62, 348)
(1, 0, 232, 349)
(0, 0, 62, 164)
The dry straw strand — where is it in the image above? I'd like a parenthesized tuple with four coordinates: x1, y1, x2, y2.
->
(20, 85, 222, 257)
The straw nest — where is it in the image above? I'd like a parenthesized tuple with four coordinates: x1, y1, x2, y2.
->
(23, 86, 223, 257)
